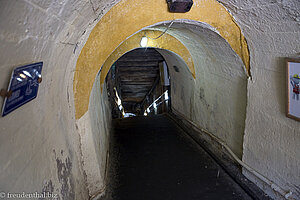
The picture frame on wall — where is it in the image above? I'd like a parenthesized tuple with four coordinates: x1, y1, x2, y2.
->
(286, 58, 300, 121)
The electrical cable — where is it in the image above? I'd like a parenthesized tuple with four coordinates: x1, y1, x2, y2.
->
(145, 21, 174, 40)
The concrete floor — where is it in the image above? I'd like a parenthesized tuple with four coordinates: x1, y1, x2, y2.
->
(104, 115, 253, 200)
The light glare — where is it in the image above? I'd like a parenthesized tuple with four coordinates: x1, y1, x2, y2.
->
(140, 37, 148, 47)
(117, 98, 121, 106)
(19, 73, 26, 79)
(23, 71, 32, 78)
(165, 91, 168, 100)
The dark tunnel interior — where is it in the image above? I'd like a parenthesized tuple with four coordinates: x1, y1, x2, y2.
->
(106, 48, 171, 118)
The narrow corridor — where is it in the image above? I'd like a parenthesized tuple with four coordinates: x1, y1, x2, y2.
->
(1, 1, 299, 199)
(105, 115, 252, 200)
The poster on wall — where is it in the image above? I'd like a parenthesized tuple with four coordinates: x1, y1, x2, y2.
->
(286, 58, 300, 121)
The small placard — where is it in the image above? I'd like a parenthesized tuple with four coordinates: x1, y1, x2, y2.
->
(1, 62, 43, 117)
(286, 58, 300, 121)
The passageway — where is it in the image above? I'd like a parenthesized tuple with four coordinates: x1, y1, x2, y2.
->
(1, 1, 299, 200)
(105, 48, 170, 118)
(100, 46, 257, 200)
(104, 115, 252, 200)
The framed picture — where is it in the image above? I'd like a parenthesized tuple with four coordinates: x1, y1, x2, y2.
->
(286, 58, 300, 121)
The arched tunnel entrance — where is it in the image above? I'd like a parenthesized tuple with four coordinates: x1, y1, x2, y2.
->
(96, 44, 252, 199)
(80, 20, 251, 199)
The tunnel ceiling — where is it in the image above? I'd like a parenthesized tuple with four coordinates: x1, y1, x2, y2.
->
(114, 48, 164, 112)
(73, 0, 251, 119)
(149, 21, 248, 79)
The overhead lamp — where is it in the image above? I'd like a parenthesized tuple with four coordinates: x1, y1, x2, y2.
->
(140, 36, 148, 47)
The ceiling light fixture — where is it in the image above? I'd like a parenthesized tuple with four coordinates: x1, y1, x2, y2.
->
(140, 36, 148, 47)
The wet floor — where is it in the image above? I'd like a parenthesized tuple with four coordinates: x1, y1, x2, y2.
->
(105, 115, 252, 200)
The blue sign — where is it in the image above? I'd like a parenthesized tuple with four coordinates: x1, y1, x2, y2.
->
(1, 62, 43, 117)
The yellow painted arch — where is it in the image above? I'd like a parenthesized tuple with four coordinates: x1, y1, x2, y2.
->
(74, 0, 250, 119)
(100, 30, 195, 91)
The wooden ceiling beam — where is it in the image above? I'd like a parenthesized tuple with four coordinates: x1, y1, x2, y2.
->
(118, 57, 164, 62)
(120, 52, 162, 57)
(120, 81, 154, 85)
(122, 97, 145, 102)
(118, 67, 158, 71)
(117, 61, 158, 67)
(121, 84, 151, 88)
(119, 72, 158, 78)
(119, 77, 156, 82)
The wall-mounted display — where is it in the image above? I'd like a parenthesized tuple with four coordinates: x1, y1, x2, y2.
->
(1, 62, 43, 117)
(286, 58, 300, 121)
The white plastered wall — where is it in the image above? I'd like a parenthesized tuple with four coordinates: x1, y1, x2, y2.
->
(76, 76, 112, 197)
(216, 0, 300, 199)
(154, 22, 248, 159)
(156, 49, 195, 120)
(0, 0, 118, 199)
(153, 7, 300, 196)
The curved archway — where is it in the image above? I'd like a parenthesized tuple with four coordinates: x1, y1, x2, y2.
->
(73, 0, 250, 119)
(100, 30, 195, 91)
(74, 1, 250, 196)
(77, 17, 248, 197)
(88, 23, 248, 159)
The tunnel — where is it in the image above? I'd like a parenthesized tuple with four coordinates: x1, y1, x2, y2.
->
(105, 48, 172, 118)
(0, 0, 300, 200)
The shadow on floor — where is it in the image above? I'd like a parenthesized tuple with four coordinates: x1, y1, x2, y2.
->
(102, 115, 253, 200)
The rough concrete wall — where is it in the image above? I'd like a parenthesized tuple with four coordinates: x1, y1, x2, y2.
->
(155, 22, 248, 158)
(189, 27, 247, 159)
(89, 78, 111, 196)
(217, 0, 300, 199)
(156, 50, 195, 118)
(0, 0, 117, 199)
(76, 79, 111, 197)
